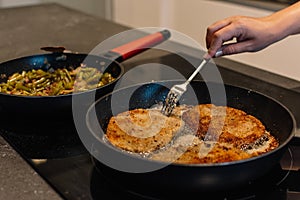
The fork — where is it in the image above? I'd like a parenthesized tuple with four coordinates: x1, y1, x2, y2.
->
(161, 58, 210, 116)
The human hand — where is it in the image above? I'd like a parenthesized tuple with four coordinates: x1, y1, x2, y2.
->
(204, 15, 283, 59)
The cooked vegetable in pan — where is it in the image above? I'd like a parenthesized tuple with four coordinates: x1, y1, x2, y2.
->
(0, 64, 115, 96)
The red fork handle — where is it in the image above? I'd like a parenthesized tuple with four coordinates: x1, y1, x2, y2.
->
(107, 29, 171, 62)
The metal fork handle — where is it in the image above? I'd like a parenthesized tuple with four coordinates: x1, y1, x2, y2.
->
(172, 58, 210, 99)
(172, 58, 210, 97)
(187, 58, 209, 83)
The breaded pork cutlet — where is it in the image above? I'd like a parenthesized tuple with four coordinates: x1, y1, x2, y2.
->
(105, 108, 183, 153)
(182, 104, 279, 157)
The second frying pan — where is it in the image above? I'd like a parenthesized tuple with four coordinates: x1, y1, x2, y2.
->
(0, 30, 170, 122)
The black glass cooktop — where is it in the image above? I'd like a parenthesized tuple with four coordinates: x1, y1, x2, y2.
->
(1, 51, 300, 200)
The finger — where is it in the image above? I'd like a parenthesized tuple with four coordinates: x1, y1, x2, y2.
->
(221, 40, 254, 55)
(207, 24, 243, 57)
(206, 18, 232, 49)
(205, 47, 224, 59)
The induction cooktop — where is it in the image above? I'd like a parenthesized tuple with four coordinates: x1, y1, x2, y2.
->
(1, 51, 300, 200)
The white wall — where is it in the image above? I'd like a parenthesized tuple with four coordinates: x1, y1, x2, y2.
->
(112, 0, 300, 81)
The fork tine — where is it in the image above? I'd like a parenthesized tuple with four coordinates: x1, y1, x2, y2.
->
(161, 58, 210, 116)
(161, 83, 187, 116)
(161, 91, 178, 116)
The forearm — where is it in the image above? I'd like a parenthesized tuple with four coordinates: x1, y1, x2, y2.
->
(266, 1, 300, 39)
(205, 1, 300, 58)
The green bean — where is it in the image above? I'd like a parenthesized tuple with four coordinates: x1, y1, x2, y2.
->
(8, 74, 23, 82)
(34, 77, 46, 85)
(15, 83, 31, 92)
(21, 71, 26, 77)
(36, 79, 51, 88)
(63, 68, 72, 81)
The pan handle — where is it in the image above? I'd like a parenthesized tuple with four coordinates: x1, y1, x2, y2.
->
(104, 29, 171, 62)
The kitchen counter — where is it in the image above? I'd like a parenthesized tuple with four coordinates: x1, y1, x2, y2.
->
(0, 136, 63, 200)
(0, 3, 300, 200)
(0, 3, 130, 200)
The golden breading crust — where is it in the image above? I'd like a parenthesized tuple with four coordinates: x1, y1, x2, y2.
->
(105, 108, 183, 153)
(176, 142, 253, 164)
(150, 136, 253, 164)
(106, 104, 279, 164)
(182, 104, 279, 158)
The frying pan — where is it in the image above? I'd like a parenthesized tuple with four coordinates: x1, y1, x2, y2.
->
(0, 30, 170, 122)
(85, 80, 296, 196)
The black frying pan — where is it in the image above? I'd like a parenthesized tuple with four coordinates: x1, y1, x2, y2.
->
(85, 80, 296, 196)
(0, 30, 170, 122)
